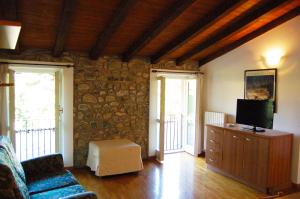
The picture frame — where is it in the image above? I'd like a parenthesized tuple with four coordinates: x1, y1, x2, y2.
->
(244, 68, 277, 109)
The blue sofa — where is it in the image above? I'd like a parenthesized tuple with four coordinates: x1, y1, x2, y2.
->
(0, 136, 97, 199)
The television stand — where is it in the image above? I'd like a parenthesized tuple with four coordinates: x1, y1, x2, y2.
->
(206, 124, 293, 194)
(242, 126, 265, 133)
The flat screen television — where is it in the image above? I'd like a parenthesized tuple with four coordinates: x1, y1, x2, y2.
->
(236, 99, 274, 132)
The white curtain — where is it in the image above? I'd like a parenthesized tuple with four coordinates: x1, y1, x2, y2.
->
(0, 64, 15, 140)
(148, 72, 165, 162)
(195, 73, 204, 155)
(0, 64, 9, 136)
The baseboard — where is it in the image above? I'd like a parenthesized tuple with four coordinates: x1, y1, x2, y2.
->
(64, 166, 74, 171)
(147, 156, 156, 161)
(198, 151, 205, 157)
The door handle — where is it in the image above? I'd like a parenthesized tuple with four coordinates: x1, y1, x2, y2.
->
(245, 138, 251, 142)
(209, 139, 215, 143)
(233, 135, 238, 139)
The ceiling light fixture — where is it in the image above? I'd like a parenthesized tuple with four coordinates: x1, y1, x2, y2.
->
(0, 20, 22, 50)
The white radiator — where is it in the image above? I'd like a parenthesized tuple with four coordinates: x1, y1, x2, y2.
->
(204, 111, 226, 150)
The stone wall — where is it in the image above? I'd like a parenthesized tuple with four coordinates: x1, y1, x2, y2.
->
(74, 58, 151, 166)
(0, 49, 199, 167)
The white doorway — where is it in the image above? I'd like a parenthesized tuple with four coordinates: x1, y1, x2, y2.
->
(149, 70, 202, 162)
(15, 72, 56, 161)
(4, 62, 74, 166)
(13, 69, 62, 161)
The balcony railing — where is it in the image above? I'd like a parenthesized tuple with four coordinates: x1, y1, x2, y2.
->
(14, 119, 56, 161)
(164, 115, 183, 152)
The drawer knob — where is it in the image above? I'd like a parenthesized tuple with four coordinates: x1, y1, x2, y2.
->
(233, 135, 238, 139)
(209, 149, 213, 152)
(209, 139, 215, 143)
(209, 158, 214, 162)
(245, 138, 251, 142)
(210, 130, 215, 133)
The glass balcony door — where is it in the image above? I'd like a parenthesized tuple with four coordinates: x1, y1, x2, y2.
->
(183, 79, 197, 155)
(149, 70, 201, 162)
(13, 69, 61, 161)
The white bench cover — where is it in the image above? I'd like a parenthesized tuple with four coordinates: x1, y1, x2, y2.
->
(86, 139, 143, 176)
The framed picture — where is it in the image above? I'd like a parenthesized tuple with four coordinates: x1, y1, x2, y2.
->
(244, 69, 277, 102)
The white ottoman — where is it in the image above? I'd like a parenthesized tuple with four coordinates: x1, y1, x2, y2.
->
(86, 139, 143, 176)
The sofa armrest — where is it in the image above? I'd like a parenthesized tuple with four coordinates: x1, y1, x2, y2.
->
(21, 153, 64, 182)
(61, 192, 97, 199)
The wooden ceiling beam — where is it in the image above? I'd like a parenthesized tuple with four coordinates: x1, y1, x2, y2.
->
(89, 0, 138, 60)
(53, 0, 77, 57)
(0, 0, 17, 20)
(150, 0, 244, 64)
(122, 0, 196, 62)
(176, 0, 291, 65)
(198, 7, 300, 67)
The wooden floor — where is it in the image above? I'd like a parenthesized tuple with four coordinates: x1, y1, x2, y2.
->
(279, 192, 300, 199)
(72, 152, 265, 199)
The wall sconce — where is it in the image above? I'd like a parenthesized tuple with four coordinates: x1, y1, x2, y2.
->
(265, 49, 284, 67)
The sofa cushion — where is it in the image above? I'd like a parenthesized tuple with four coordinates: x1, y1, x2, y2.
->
(21, 154, 64, 183)
(30, 184, 86, 199)
(0, 136, 26, 183)
(0, 148, 29, 199)
(27, 170, 79, 195)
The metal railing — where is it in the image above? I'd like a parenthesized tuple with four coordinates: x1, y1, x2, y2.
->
(164, 115, 183, 152)
(14, 120, 56, 161)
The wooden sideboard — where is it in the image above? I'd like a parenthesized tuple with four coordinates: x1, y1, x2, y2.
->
(206, 124, 293, 194)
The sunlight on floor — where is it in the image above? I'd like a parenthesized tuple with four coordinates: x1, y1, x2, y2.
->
(72, 152, 263, 199)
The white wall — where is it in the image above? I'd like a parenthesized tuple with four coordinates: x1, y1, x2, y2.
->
(201, 16, 300, 183)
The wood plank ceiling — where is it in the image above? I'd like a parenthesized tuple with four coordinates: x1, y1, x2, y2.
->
(1, 0, 300, 67)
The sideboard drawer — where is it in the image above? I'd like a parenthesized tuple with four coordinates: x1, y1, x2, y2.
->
(207, 126, 223, 143)
(206, 140, 221, 152)
(206, 151, 221, 168)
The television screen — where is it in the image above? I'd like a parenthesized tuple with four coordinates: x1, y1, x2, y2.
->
(236, 99, 274, 129)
